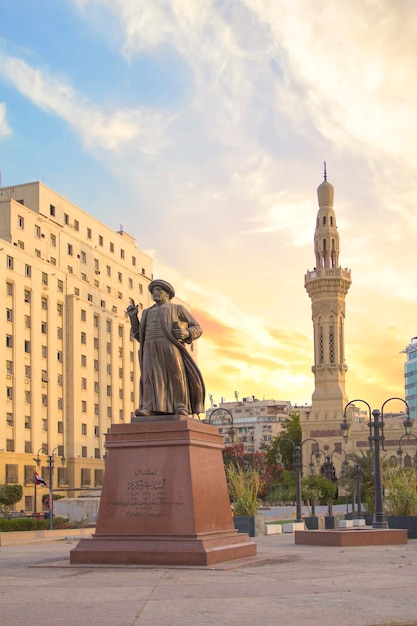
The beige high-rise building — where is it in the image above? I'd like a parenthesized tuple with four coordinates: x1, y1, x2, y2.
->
(0, 181, 153, 512)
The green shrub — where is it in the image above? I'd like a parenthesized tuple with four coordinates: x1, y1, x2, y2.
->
(385, 468, 417, 516)
(226, 464, 261, 517)
(0, 517, 70, 532)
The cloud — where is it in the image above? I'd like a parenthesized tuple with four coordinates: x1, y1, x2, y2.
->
(0, 53, 167, 154)
(0, 103, 11, 138)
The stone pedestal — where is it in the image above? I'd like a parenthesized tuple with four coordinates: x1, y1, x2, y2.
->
(70, 419, 256, 566)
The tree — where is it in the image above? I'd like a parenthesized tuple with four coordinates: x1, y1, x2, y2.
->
(262, 412, 301, 472)
(302, 475, 336, 505)
(0, 484, 23, 513)
(342, 450, 390, 515)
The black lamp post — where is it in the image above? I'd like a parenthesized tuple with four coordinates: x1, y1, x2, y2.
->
(276, 437, 321, 523)
(339, 451, 362, 519)
(206, 408, 237, 444)
(342, 397, 410, 529)
(397, 417, 417, 470)
(44, 447, 66, 530)
(32, 447, 43, 514)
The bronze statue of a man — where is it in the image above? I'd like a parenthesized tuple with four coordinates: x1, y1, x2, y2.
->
(127, 279, 205, 418)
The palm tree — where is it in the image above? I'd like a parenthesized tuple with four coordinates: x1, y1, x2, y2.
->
(342, 450, 390, 516)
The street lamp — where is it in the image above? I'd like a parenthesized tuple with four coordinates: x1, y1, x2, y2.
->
(44, 447, 66, 530)
(342, 397, 410, 529)
(32, 447, 43, 514)
(338, 450, 362, 519)
(276, 438, 321, 523)
(397, 417, 417, 471)
(206, 408, 237, 444)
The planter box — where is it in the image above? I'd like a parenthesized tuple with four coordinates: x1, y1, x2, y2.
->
(388, 515, 417, 539)
(233, 516, 255, 537)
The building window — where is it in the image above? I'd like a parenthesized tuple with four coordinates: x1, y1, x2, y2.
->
(74, 219, 79, 231)
(6, 463, 18, 482)
(57, 350, 63, 362)
(7, 413, 14, 426)
(6, 308, 13, 322)
(93, 337, 99, 349)
(64, 213, 69, 225)
(87, 227, 92, 239)
(50, 257, 56, 266)
(50, 204, 55, 216)
(120, 249, 125, 259)
(6, 387, 13, 400)
(98, 235, 103, 246)
(42, 394, 48, 407)
(41, 321, 47, 334)
(6, 282, 13, 296)
(7, 255, 14, 269)
(132, 256, 136, 266)
(42, 419, 48, 431)
(41, 345, 47, 358)
(25, 390, 31, 403)
(6, 334, 13, 348)
(81, 467, 90, 484)
(57, 279, 63, 292)
(109, 242, 114, 253)
(81, 423, 87, 435)
(35, 249, 41, 258)
(6, 360, 13, 374)
(81, 273, 87, 282)
(118, 272, 122, 283)
(80, 251, 86, 263)
(67, 243, 73, 256)
(87, 294, 92, 302)
(57, 374, 63, 386)
(50, 233, 56, 246)
(57, 327, 63, 339)
(81, 377, 87, 390)
(94, 359, 99, 371)
(81, 401, 87, 413)
(18, 215, 25, 228)
(25, 416, 31, 429)
(24, 289, 31, 303)
(58, 467, 69, 486)
(68, 266, 73, 274)
(81, 354, 87, 367)
(25, 365, 31, 377)
(24, 340, 31, 353)
(57, 397, 63, 410)
(58, 421, 64, 433)
(41, 297, 48, 310)
(81, 448, 88, 460)
(35, 225, 41, 238)
(106, 265, 111, 277)
(128, 278, 133, 289)
(94, 403, 99, 415)
(42, 272, 48, 286)
(57, 303, 63, 316)
(25, 264, 31, 277)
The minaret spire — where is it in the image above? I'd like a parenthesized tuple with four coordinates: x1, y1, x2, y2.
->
(304, 172, 352, 433)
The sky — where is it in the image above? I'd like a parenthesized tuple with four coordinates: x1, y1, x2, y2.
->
(1, 0, 417, 411)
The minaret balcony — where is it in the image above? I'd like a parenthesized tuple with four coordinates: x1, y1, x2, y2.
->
(305, 267, 351, 281)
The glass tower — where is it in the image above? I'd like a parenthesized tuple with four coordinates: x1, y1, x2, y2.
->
(403, 337, 417, 420)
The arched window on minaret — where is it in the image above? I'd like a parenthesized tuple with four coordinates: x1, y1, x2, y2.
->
(319, 322, 324, 365)
(339, 317, 344, 364)
(329, 317, 335, 364)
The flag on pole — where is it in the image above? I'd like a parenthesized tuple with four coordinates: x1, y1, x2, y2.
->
(34, 471, 48, 487)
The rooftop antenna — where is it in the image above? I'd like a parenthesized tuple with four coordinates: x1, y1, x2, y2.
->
(323, 161, 327, 181)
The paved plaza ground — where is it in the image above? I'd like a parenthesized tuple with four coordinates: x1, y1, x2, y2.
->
(1, 532, 417, 626)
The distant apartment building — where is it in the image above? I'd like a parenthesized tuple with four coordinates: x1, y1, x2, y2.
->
(205, 397, 304, 452)
(0, 181, 153, 511)
(403, 337, 417, 421)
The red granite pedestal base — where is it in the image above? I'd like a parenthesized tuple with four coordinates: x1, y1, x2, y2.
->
(70, 419, 256, 566)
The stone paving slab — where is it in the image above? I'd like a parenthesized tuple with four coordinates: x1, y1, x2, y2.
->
(1, 534, 417, 625)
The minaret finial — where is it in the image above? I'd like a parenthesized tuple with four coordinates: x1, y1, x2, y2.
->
(324, 161, 327, 182)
